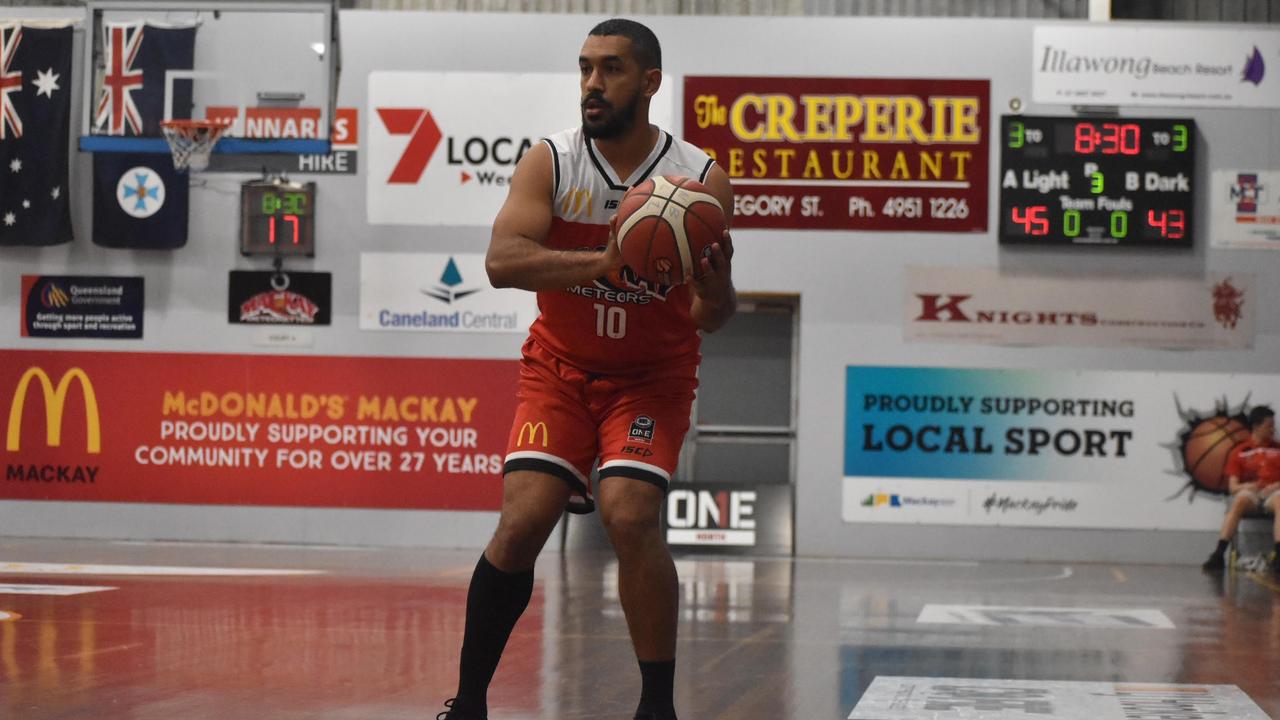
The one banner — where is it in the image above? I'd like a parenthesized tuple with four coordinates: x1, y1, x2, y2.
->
(663, 483, 792, 555)
(368, 73, 585, 225)
(360, 253, 538, 333)
(904, 266, 1255, 350)
(228, 270, 331, 325)
(1211, 170, 1280, 249)
(92, 22, 195, 249)
(682, 77, 989, 231)
(0, 24, 73, 247)
(1033, 25, 1280, 109)
(843, 365, 1280, 530)
(915, 605, 1174, 629)
(848, 678, 1270, 720)
(0, 350, 518, 509)
(21, 275, 143, 339)
(207, 107, 359, 175)
(0, 584, 116, 596)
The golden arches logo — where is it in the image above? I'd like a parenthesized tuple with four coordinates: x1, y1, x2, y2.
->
(5, 367, 101, 454)
(560, 187, 593, 217)
(516, 421, 548, 448)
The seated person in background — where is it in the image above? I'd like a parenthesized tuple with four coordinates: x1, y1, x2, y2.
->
(1203, 405, 1280, 572)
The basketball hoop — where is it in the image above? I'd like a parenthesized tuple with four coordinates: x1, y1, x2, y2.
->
(160, 119, 233, 172)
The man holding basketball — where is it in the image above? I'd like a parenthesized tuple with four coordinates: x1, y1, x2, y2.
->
(438, 18, 734, 720)
(1202, 405, 1280, 573)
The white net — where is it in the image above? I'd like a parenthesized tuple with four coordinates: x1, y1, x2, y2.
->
(160, 120, 232, 172)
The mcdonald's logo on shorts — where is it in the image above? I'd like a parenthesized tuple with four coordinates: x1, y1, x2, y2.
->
(5, 367, 101, 454)
(516, 421, 549, 448)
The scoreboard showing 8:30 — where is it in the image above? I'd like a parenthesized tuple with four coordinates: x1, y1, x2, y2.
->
(999, 116, 1195, 247)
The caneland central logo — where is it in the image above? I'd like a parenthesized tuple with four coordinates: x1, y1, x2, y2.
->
(421, 257, 481, 304)
(5, 367, 100, 453)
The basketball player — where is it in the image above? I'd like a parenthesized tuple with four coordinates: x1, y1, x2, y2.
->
(1202, 405, 1280, 573)
(437, 19, 734, 720)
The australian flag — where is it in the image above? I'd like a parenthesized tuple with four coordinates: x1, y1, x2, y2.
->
(0, 24, 73, 247)
(92, 22, 195, 249)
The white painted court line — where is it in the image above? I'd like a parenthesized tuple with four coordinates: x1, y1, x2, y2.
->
(0, 583, 118, 596)
(849, 677, 1269, 720)
(0, 561, 326, 576)
(917, 604, 1175, 629)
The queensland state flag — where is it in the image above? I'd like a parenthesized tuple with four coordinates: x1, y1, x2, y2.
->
(92, 22, 195, 249)
(0, 24, 74, 247)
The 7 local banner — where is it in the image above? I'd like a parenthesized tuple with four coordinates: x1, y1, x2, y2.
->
(1033, 25, 1280, 109)
(905, 266, 1255, 350)
(367, 72, 673, 226)
(0, 350, 517, 509)
(1211, 170, 1280, 249)
(360, 253, 538, 333)
(842, 366, 1275, 530)
(683, 77, 989, 231)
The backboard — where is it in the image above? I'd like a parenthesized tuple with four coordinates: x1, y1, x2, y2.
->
(79, 0, 339, 158)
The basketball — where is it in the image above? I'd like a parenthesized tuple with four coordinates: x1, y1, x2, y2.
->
(1181, 415, 1250, 494)
(614, 175, 726, 286)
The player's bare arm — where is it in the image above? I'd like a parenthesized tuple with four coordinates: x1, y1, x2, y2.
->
(690, 163, 736, 333)
(486, 142, 622, 291)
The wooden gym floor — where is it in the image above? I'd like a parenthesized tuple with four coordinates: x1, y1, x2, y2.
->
(0, 536, 1276, 719)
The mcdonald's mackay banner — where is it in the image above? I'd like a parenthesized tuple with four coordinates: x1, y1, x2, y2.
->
(0, 350, 517, 509)
(683, 77, 989, 231)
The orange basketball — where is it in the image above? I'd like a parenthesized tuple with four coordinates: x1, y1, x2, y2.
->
(1182, 415, 1250, 494)
(614, 175, 725, 286)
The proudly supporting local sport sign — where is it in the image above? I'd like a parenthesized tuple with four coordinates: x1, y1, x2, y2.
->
(843, 365, 1279, 530)
(683, 76, 989, 232)
(0, 350, 517, 509)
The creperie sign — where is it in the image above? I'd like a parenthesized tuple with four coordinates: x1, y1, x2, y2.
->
(686, 78, 985, 183)
(694, 93, 982, 145)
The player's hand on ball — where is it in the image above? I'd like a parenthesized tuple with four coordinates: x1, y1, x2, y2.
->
(692, 228, 733, 299)
(600, 213, 625, 273)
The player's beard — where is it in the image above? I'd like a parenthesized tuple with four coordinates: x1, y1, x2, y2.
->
(581, 89, 641, 140)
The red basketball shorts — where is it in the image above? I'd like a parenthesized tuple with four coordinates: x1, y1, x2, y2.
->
(503, 338, 697, 514)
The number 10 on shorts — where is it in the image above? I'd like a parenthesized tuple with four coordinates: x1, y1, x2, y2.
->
(593, 303, 627, 339)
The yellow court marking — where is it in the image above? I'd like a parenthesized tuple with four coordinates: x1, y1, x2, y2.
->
(1245, 571, 1280, 595)
(0, 610, 21, 622)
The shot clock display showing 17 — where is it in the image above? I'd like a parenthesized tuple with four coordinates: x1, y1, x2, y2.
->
(999, 116, 1195, 247)
(240, 180, 317, 257)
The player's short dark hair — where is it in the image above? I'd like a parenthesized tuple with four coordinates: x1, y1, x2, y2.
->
(589, 18, 662, 71)
(1247, 405, 1275, 429)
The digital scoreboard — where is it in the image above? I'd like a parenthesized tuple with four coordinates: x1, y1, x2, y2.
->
(999, 116, 1195, 247)
(240, 180, 316, 257)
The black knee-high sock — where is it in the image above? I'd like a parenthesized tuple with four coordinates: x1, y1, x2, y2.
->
(455, 554, 534, 715)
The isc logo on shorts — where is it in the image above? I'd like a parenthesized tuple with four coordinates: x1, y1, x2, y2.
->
(628, 415, 655, 444)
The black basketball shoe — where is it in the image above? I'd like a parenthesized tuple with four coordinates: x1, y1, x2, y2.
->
(437, 698, 486, 720)
(1201, 552, 1226, 572)
(635, 712, 679, 720)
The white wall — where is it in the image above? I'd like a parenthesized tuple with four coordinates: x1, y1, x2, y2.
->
(2, 11, 1276, 561)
